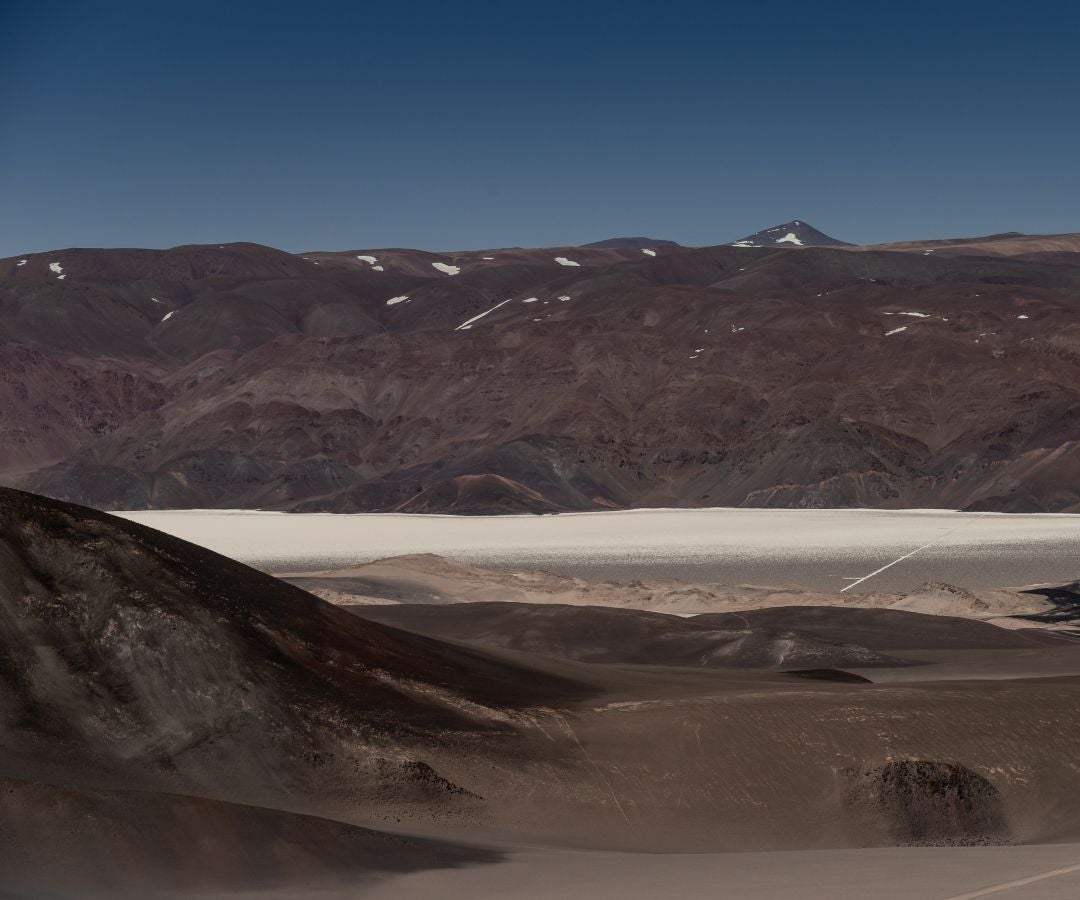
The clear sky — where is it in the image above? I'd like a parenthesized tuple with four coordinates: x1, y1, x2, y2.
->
(3, 0, 1079, 256)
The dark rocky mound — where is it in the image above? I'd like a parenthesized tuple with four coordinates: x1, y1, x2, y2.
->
(693, 606, 1060, 650)
(353, 602, 909, 669)
(1021, 582, 1080, 624)
(847, 760, 1008, 846)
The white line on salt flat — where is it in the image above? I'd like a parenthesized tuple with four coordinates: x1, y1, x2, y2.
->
(940, 860, 1080, 899)
(840, 513, 990, 593)
(455, 298, 513, 330)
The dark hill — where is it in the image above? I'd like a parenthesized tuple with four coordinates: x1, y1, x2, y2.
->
(0, 487, 586, 802)
(351, 602, 908, 669)
(0, 486, 601, 892)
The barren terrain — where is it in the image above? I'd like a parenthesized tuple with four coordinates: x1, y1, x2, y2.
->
(7, 228, 1080, 514)
(4, 489, 1080, 896)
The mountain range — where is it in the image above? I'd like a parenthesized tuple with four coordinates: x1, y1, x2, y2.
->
(4, 222, 1080, 513)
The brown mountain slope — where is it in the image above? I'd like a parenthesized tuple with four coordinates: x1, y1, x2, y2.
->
(6, 239, 1080, 511)
(0, 487, 587, 807)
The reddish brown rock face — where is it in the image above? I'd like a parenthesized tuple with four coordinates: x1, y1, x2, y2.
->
(4, 235, 1080, 512)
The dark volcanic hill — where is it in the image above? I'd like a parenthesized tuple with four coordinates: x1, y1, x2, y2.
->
(0, 487, 585, 798)
(6, 234, 1080, 512)
(729, 219, 853, 248)
(0, 486, 591, 892)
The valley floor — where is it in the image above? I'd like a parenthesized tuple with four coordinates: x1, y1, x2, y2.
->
(358, 841, 1080, 900)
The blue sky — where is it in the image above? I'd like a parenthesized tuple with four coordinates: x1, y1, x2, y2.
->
(2, 0, 1079, 256)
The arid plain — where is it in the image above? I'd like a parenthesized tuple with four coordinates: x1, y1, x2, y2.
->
(60, 504, 1078, 899)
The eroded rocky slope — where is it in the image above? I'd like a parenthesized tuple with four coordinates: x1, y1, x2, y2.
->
(5, 231, 1080, 512)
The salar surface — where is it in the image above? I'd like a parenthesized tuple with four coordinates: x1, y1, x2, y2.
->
(118, 507, 1080, 592)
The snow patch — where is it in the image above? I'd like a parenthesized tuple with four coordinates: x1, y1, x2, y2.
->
(897, 311, 930, 318)
(482, 256, 494, 260)
(356, 255, 378, 264)
(455, 298, 513, 330)
(731, 241, 755, 247)
(642, 248, 657, 257)
(371, 265, 384, 271)
(49, 262, 63, 276)
(1017, 314, 1030, 319)
(432, 262, 461, 275)
(16, 259, 27, 267)
(558, 295, 571, 302)
(885, 326, 908, 336)
(151, 297, 163, 303)
(522, 297, 539, 303)
(161, 311, 175, 322)
(775, 233, 803, 246)
(554, 256, 580, 267)
(386, 295, 410, 306)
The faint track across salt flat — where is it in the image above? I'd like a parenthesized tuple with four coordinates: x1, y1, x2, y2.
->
(840, 513, 991, 592)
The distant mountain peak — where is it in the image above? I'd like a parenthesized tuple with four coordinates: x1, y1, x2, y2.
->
(729, 221, 852, 249)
